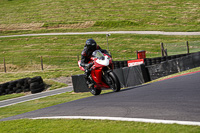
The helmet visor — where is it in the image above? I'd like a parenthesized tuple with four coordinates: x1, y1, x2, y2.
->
(87, 43, 96, 51)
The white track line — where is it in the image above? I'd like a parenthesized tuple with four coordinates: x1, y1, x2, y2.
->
(31, 116, 200, 126)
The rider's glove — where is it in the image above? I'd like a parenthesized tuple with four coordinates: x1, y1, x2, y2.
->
(85, 62, 94, 70)
(84, 62, 93, 78)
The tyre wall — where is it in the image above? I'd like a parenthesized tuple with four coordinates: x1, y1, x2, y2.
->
(112, 53, 189, 69)
(72, 52, 200, 92)
(146, 52, 200, 80)
(0, 76, 45, 96)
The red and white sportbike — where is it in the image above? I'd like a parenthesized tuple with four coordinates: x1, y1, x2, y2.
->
(78, 50, 120, 95)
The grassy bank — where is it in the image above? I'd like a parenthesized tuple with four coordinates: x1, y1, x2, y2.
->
(1, 119, 200, 133)
(0, 0, 200, 35)
(0, 91, 92, 120)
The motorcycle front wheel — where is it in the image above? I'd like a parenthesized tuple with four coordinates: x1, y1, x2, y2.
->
(107, 71, 121, 92)
(89, 86, 101, 95)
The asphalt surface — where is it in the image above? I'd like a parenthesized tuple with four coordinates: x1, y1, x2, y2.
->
(1, 31, 200, 38)
(1, 72, 200, 122)
(0, 86, 73, 108)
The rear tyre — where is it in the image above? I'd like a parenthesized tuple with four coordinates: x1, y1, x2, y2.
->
(108, 71, 120, 92)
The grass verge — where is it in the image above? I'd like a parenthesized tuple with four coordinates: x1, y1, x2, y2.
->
(0, 93, 25, 101)
(0, 0, 200, 35)
(0, 34, 199, 83)
(0, 119, 200, 133)
(0, 91, 92, 120)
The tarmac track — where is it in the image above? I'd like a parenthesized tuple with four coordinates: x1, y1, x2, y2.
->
(1, 71, 200, 125)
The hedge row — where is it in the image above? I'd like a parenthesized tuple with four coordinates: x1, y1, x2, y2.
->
(0, 76, 45, 96)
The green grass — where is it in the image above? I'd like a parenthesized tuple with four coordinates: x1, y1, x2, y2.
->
(0, 91, 92, 119)
(0, 93, 25, 101)
(0, 0, 200, 36)
(0, 34, 199, 83)
(1, 119, 200, 133)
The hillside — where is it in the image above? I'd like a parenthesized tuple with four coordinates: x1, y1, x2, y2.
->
(0, 0, 200, 35)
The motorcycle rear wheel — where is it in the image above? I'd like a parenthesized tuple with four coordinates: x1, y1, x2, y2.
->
(108, 71, 120, 92)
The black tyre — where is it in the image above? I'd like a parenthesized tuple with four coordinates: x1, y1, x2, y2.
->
(5, 89, 10, 94)
(151, 58, 156, 65)
(16, 89, 22, 93)
(0, 85, 3, 92)
(0, 89, 3, 96)
(114, 61, 120, 69)
(155, 57, 161, 64)
(28, 76, 43, 84)
(24, 89, 30, 92)
(1, 82, 9, 90)
(13, 87, 18, 92)
(88, 86, 101, 95)
(161, 57, 166, 62)
(9, 81, 18, 87)
(31, 88, 44, 94)
(16, 83, 22, 89)
(30, 82, 40, 90)
(107, 71, 120, 92)
(30, 82, 45, 94)
(8, 91, 14, 94)
(16, 79, 25, 85)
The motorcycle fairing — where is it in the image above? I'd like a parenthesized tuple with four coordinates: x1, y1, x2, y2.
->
(91, 68, 110, 88)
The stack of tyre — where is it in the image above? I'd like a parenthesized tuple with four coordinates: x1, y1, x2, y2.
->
(113, 61, 128, 69)
(0, 76, 45, 96)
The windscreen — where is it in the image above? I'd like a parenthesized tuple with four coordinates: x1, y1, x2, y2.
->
(92, 50, 104, 58)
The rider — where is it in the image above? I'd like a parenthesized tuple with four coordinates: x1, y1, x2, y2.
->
(80, 38, 110, 85)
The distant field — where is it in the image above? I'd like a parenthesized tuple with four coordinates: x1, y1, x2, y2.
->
(0, 0, 200, 35)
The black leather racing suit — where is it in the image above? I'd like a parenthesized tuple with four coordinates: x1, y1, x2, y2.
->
(80, 45, 109, 69)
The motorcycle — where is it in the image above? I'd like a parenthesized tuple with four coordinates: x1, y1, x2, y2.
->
(78, 50, 121, 95)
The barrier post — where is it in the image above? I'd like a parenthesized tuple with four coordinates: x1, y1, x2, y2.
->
(41, 56, 44, 71)
(161, 42, 164, 57)
(3, 57, 6, 73)
(164, 49, 168, 56)
(187, 41, 190, 54)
